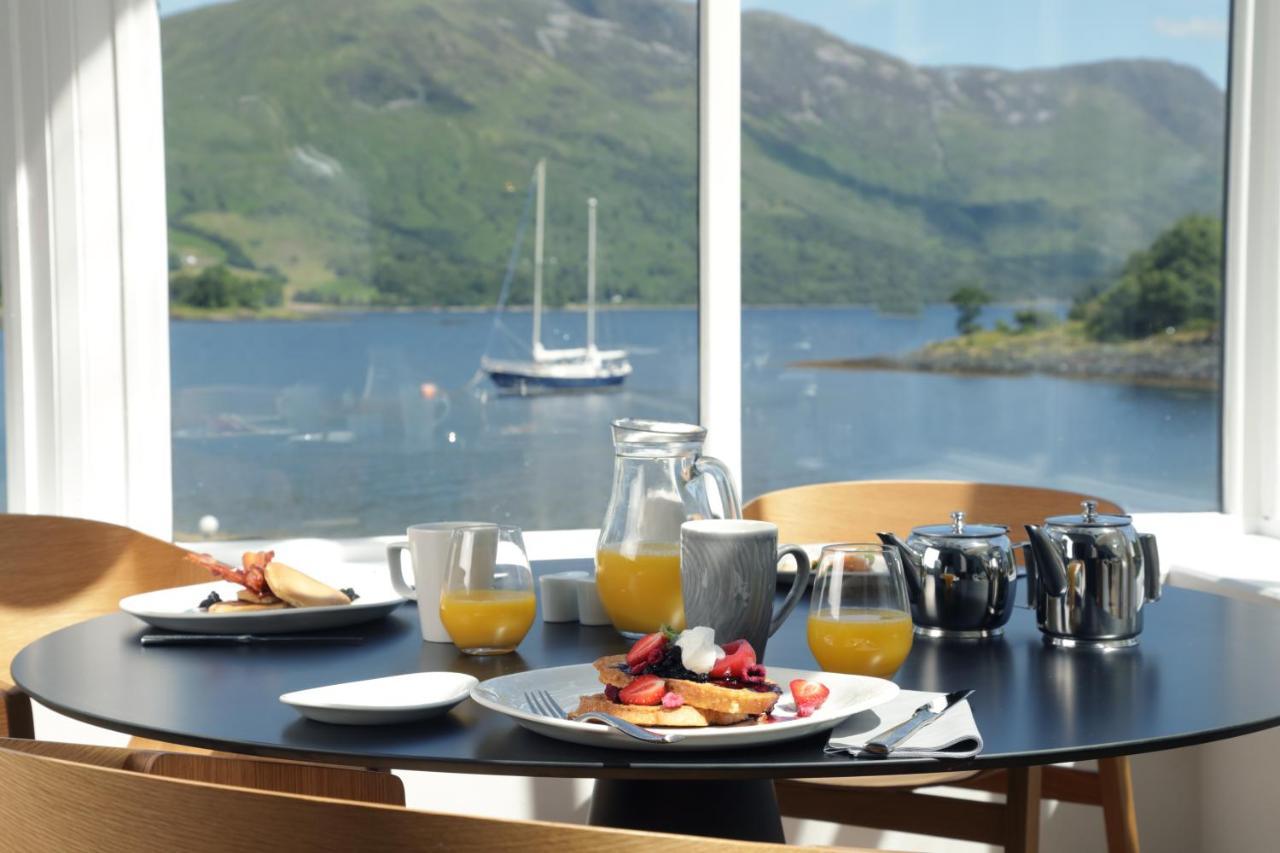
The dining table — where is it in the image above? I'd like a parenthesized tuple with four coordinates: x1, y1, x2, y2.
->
(13, 557, 1280, 843)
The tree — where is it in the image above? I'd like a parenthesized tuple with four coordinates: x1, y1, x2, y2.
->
(170, 265, 284, 310)
(949, 285, 991, 335)
(1013, 309, 1056, 334)
(1082, 215, 1221, 341)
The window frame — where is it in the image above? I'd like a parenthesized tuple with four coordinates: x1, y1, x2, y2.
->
(2, 0, 1271, 538)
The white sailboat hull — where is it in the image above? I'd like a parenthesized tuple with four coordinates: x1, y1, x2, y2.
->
(481, 350, 632, 389)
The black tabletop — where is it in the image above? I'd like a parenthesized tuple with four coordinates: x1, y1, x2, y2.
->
(13, 559, 1280, 780)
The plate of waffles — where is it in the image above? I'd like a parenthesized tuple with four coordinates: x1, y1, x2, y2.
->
(469, 627, 899, 750)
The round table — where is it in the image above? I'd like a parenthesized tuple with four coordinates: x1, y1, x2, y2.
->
(14, 558, 1280, 842)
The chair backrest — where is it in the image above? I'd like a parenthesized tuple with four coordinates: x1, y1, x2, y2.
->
(0, 514, 209, 686)
(0, 739, 830, 853)
(743, 480, 1124, 544)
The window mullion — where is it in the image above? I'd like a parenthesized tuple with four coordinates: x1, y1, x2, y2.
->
(697, 0, 742, 489)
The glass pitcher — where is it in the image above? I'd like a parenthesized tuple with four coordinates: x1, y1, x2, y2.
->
(595, 418, 741, 637)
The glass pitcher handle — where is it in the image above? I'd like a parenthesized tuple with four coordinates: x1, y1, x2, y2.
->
(691, 455, 742, 519)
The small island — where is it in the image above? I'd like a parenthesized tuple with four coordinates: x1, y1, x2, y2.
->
(794, 215, 1222, 391)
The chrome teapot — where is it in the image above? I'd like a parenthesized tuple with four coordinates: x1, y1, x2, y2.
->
(1024, 501, 1160, 649)
(877, 511, 1018, 639)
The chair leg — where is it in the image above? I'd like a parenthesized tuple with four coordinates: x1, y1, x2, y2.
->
(1004, 765, 1043, 853)
(1, 686, 36, 739)
(1098, 756, 1140, 853)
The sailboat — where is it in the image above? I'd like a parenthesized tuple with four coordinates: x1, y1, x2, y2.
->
(480, 160, 632, 392)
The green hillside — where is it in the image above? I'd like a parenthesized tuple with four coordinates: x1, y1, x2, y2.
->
(161, 0, 1226, 309)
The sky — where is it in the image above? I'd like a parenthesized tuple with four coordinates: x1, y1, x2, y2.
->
(158, 0, 1231, 88)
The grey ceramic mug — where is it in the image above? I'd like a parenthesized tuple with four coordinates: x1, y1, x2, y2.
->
(679, 519, 812, 660)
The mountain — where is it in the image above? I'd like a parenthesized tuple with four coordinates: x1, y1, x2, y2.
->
(160, 0, 1225, 309)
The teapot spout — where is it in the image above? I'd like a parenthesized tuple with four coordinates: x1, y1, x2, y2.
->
(1025, 524, 1069, 597)
(876, 532, 924, 603)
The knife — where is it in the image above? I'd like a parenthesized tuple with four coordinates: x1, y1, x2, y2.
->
(140, 634, 364, 646)
(863, 689, 974, 757)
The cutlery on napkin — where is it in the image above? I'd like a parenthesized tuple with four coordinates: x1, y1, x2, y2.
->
(826, 689, 983, 759)
(141, 634, 365, 646)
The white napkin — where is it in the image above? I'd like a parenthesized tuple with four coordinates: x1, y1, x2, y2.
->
(826, 690, 983, 759)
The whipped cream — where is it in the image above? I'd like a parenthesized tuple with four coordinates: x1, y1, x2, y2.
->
(675, 626, 724, 675)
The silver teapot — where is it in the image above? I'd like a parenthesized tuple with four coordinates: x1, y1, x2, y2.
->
(877, 511, 1018, 639)
(1024, 501, 1160, 649)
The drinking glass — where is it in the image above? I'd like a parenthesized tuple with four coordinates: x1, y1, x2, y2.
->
(807, 543, 914, 677)
(439, 525, 536, 655)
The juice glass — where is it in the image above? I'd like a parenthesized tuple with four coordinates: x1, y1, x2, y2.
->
(594, 542, 685, 637)
(439, 525, 536, 655)
(808, 543, 914, 677)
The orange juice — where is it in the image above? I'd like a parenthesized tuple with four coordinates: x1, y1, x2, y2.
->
(595, 545, 685, 634)
(439, 589, 536, 653)
(807, 608, 914, 677)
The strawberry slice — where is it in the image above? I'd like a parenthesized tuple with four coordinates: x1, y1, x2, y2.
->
(618, 674, 667, 706)
(790, 679, 830, 717)
(709, 639, 757, 681)
(625, 632, 668, 674)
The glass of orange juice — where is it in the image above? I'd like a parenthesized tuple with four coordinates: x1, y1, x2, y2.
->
(595, 542, 685, 637)
(439, 525, 536, 655)
(808, 543, 914, 678)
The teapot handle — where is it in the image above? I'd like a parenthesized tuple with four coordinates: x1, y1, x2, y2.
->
(691, 455, 742, 519)
(1140, 533, 1162, 603)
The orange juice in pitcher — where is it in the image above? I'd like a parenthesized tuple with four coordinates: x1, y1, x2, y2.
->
(595, 544, 685, 635)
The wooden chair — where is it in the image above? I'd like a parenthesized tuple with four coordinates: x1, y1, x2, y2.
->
(745, 480, 1138, 853)
(0, 737, 863, 853)
(0, 513, 404, 806)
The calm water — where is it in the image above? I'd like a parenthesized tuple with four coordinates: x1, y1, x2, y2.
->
(169, 306, 1219, 538)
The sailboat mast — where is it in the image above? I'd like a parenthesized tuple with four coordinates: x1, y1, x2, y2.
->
(532, 158, 546, 358)
(586, 197, 597, 353)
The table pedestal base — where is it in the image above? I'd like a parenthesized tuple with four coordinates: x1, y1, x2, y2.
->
(588, 779, 784, 842)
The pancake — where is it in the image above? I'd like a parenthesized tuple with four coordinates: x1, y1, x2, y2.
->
(263, 562, 351, 608)
(208, 600, 287, 613)
(570, 694, 750, 728)
(237, 589, 282, 605)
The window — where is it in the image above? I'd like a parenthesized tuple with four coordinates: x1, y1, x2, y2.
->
(160, 0, 699, 538)
(741, 0, 1230, 511)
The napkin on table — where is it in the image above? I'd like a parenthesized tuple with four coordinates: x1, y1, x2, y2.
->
(825, 689, 983, 759)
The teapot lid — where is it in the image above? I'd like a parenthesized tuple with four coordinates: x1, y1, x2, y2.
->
(1046, 500, 1131, 528)
(912, 511, 1008, 539)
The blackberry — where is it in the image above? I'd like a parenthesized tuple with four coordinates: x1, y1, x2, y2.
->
(647, 644, 706, 682)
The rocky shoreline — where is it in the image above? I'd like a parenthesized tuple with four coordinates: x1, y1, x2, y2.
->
(792, 327, 1220, 390)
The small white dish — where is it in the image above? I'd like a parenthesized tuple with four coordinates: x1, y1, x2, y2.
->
(470, 664, 898, 750)
(280, 671, 478, 725)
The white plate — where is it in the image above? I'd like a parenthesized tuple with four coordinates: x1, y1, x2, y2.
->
(281, 671, 477, 725)
(469, 664, 899, 751)
(120, 579, 404, 634)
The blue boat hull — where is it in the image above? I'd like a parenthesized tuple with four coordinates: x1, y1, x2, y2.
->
(487, 370, 628, 390)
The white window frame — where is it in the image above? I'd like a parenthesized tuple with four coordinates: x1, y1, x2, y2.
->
(1, 0, 172, 538)
(3, 0, 1277, 544)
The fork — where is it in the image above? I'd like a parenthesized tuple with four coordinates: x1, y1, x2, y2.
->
(523, 689, 685, 744)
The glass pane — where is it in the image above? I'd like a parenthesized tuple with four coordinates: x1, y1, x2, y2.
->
(741, 0, 1228, 511)
(160, 0, 698, 538)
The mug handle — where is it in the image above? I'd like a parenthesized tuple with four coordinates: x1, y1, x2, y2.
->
(691, 455, 742, 519)
(769, 545, 812, 637)
(386, 541, 417, 601)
